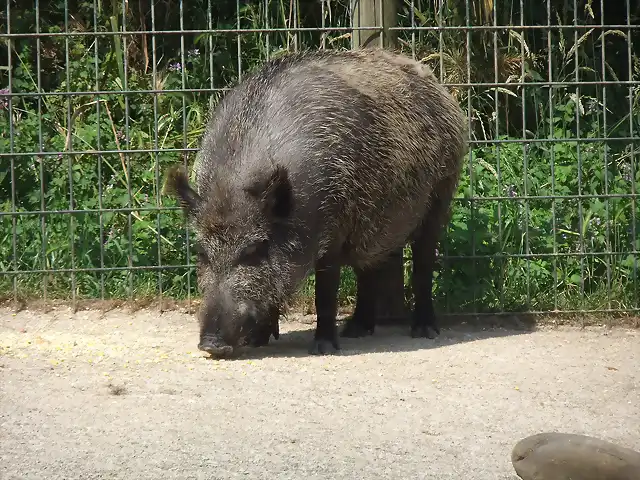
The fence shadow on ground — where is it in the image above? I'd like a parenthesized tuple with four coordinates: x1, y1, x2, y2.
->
(224, 314, 538, 361)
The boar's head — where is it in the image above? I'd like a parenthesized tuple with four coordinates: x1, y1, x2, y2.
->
(164, 164, 298, 357)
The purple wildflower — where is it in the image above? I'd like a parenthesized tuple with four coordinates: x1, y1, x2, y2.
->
(187, 49, 200, 58)
(0, 88, 9, 110)
(169, 62, 182, 72)
(507, 185, 517, 198)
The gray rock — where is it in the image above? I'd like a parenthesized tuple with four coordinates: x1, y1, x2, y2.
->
(512, 432, 640, 480)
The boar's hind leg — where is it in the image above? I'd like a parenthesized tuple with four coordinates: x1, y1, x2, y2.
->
(410, 175, 458, 339)
(308, 258, 341, 355)
(340, 267, 377, 338)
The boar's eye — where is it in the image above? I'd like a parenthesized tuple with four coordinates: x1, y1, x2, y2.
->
(236, 239, 269, 266)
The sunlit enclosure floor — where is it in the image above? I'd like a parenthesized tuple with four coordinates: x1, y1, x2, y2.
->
(1, 306, 638, 479)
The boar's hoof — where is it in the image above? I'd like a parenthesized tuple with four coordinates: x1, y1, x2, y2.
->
(411, 324, 440, 339)
(340, 317, 374, 338)
(308, 338, 341, 355)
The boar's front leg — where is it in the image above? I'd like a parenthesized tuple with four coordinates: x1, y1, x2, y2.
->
(309, 257, 341, 355)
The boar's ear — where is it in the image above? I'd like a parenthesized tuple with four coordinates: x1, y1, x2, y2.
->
(244, 165, 293, 220)
(163, 165, 202, 216)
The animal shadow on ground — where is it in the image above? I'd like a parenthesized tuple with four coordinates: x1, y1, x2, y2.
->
(221, 313, 538, 361)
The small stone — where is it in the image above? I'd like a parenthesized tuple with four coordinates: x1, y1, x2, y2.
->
(512, 432, 640, 480)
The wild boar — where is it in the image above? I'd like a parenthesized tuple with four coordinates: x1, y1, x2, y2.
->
(165, 47, 467, 357)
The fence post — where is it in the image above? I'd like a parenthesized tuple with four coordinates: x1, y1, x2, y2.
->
(350, 0, 398, 49)
(350, 0, 408, 326)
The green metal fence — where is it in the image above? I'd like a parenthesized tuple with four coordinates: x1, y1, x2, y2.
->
(1, 0, 638, 317)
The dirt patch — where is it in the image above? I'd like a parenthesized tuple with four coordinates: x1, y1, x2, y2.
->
(1, 306, 638, 479)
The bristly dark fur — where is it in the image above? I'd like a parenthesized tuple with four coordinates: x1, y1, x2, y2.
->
(243, 165, 294, 220)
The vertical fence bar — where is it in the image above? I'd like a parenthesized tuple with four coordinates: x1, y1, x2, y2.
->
(546, 0, 558, 310)
(185, 8, 193, 310)
(320, 0, 325, 50)
(208, 0, 214, 96)
(547, 0, 558, 311)
(464, 0, 477, 312)
(266, 0, 272, 55)
(625, 0, 638, 311)
(201, 0, 215, 311)
(377, 0, 383, 48)
(520, 0, 531, 310)
(493, 0, 503, 312)
(6, 0, 18, 310)
(35, 0, 48, 309)
(64, 0, 77, 311)
(600, 0, 612, 311)
(157, 0, 166, 312)
(293, 0, 299, 52)
(409, 0, 415, 60)
(438, 1, 443, 85)
(150, 0, 161, 310)
(573, 0, 586, 312)
(237, 0, 243, 83)
(350, 0, 357, 50)
(179, 0, 188, 311)
(437, 0, 450, 317)
(120, 0, 134, 303)
(94, 0, 106, 306)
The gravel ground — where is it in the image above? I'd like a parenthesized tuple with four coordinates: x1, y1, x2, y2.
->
(1, 306, 639, 480)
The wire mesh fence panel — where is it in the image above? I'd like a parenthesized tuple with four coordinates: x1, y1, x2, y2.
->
(0, 0, 638, 316)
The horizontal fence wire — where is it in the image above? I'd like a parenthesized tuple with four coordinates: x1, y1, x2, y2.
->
(3, 24, 640, 38)
(0, 0, 638, 318)
(3, 81, 640, 98)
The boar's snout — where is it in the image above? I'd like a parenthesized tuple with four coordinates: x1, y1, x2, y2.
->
(198, 334, 234, 357)
(198, 293, 262, 357)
